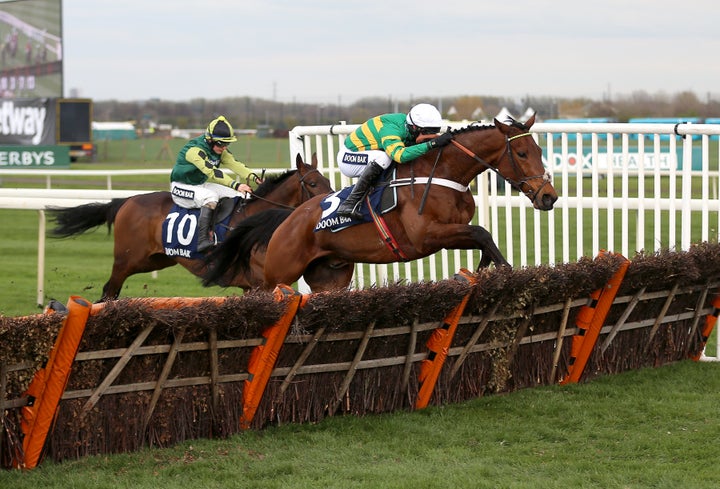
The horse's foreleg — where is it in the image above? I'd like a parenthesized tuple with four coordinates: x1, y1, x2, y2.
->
(473, 225, 509, 269)
(471, 231, 507, 269)
(420, 223, 509, 270)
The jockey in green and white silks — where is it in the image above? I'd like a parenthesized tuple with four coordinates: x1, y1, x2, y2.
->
(170, 115, 262, 252)
(335, 103, 453, 220)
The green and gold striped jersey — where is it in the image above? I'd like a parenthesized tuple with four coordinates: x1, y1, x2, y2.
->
(344, 113, 433, 163)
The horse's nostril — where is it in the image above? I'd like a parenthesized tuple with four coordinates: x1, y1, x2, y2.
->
(542, 194, 557, 209)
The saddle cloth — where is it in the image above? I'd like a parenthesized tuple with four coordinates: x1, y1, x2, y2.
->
(315, 168, 398, 233)
(162, 198, 237, 258)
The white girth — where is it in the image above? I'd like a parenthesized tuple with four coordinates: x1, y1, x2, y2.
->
(388, 177, 469, 193)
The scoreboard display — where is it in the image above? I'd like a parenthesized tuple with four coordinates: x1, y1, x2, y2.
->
(0, 0, 62, 98)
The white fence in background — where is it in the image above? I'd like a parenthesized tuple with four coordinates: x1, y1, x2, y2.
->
(0, 169, 169, 189)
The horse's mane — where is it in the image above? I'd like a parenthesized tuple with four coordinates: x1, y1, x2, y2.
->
(446, 117, 528, 136)
(249, 169, 297, 199)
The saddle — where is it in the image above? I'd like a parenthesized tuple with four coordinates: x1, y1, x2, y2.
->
(212, 197, 238, 227)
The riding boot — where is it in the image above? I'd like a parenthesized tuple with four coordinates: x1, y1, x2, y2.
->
(337, 161, 384, 220)
(196, 205, 215, 253)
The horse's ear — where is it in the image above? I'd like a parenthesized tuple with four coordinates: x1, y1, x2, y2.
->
(525, 113, 536, 128)
(494, 118, 511, 135)
(311, 152, 318, 169)
(295, 153, 304, 170)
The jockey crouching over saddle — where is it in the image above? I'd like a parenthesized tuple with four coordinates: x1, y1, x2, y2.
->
(336, 103, 453, 220)
(170, 116, 263, 252)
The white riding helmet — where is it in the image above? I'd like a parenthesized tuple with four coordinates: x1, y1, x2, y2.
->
(406, 103, 443, 132)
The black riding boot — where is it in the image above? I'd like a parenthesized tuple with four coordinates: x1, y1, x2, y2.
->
(337, 162, 384, 220)
(196, 205, 215, 253)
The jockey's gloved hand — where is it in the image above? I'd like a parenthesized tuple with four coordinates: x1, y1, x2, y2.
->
(428, 132, 453, 149)
(231, 181, 253, 195)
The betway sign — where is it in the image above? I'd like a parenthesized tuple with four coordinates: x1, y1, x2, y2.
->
(0, 99, 54, 146)
(0, 100, 47, 144)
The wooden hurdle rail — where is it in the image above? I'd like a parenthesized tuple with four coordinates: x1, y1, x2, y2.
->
(2, 248, 719, 469)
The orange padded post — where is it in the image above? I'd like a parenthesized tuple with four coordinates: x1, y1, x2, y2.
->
(240, 285, 305, 429)
(561, 253, 629, 384)
(415, 269, 476, 409)
(20, 296, 92, 469)
(692, 292, 720, 361)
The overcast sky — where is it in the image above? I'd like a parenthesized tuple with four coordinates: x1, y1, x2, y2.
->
(62, 0, 719, 105)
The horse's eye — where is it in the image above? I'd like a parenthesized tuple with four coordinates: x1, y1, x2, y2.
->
(309, 182, 317, 187)
(517, 151, 527, 158)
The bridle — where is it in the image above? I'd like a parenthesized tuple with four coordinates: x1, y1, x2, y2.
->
(238, 167, 325, 211)
(450, 131, 552, 207)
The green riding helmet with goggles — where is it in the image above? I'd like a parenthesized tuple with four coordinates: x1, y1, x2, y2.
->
(205, 115, 238, 146)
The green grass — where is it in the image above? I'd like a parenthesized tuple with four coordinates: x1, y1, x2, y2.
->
(91, 135, 291, 167)
(1, 360, 718, 488)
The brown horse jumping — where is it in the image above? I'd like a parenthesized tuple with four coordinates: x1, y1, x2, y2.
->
(203, 115, 558, 292)
(50, 154, 332, 301)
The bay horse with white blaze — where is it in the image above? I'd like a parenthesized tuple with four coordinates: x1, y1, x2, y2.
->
(203, 115, 557, 292)
(50, 154, 332, 301)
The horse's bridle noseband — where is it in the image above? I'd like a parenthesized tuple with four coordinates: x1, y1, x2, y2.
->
(501, 132, 553, 206)
(238, 167, 324, 211)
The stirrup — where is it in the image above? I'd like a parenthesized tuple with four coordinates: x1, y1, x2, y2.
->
(197, 237, 214, 253)
(338, 200, 363, 220)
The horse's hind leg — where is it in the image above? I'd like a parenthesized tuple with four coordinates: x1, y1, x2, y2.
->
(100, 254, 176, 302)
(303, 258, 355, 292)
(100, 264, 129, 302)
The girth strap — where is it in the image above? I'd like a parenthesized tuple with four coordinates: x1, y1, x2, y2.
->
(366, 196, 409, 261)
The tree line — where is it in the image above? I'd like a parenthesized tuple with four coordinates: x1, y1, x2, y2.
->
(92, 90, 720, 133)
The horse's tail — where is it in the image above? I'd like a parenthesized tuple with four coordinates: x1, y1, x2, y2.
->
(49, 198, 128, 238)
(202, 208, 292, 287)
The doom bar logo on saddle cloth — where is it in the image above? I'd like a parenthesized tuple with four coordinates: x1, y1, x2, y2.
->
(162, 204, 232, 258)
(315, 184, 398, 233)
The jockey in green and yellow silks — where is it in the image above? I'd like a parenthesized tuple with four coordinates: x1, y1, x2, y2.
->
(170, 115, 263, 252)
(336, 103, 453, 220)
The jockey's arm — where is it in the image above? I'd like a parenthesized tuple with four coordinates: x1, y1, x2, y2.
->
(383, 132, 434, 164)
(219, 151, 263, 186)
(185, 147, 250, 190)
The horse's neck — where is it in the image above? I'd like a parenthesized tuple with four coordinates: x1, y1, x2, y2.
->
(230, 181, 301, 225)
(404, 130, 505, 186)
(254, 173, 304, 208)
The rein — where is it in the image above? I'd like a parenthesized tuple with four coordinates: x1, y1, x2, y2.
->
(450, 132, 552, 207)
(239, 168, 323, 211)
(417, 148, 444, 214)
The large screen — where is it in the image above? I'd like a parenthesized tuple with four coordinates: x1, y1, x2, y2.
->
(0, 0, 62, 98)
